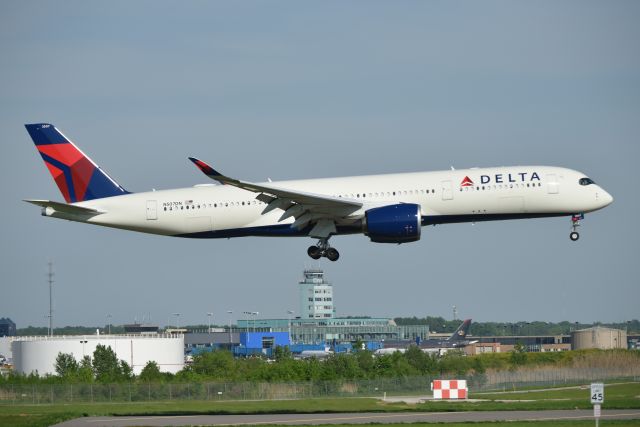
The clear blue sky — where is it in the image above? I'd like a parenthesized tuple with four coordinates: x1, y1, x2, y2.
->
(1, 1, 638, 328)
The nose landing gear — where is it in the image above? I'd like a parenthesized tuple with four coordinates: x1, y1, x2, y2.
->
(307, 238, 340, 261)
(570, 214, 583, 241)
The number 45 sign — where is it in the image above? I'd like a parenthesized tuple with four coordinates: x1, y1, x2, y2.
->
(591, 383, 604, 404)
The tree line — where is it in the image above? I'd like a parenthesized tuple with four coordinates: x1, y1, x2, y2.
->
(2, 344, 637, 385)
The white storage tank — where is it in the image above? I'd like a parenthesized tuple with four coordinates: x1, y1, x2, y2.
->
(571, 326, 627, 350)
(12, 334, 184, 376)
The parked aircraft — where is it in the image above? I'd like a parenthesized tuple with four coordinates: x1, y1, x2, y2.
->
(376, 319, 476, 356)
(421, 319, 477, 350)
(25, 123, 613, 261)
(374, 347, 406, 355)
(296, 349, 333, 359)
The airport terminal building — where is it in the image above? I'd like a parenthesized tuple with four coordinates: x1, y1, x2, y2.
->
(235, 269, 429, 345)
(237, 317, 429, 344)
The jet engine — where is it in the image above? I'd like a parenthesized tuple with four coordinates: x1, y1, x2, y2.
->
(364, 203, 421, 243)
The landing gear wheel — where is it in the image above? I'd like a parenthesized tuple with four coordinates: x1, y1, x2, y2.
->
(325, 248, 340, 262)
(307, 246, 322, 259)
(306, 237, 340, 261)
(570, 214, 583, 242)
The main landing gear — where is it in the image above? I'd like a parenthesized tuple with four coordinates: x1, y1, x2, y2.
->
(307, 238, 340, 262)
(570, 214, 584, 241)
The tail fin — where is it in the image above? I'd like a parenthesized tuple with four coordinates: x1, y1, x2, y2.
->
(447, 319, 472, 341)
(25, 123, 129, 203)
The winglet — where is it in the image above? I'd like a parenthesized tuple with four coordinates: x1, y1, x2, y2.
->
(188, 157, 225, 184)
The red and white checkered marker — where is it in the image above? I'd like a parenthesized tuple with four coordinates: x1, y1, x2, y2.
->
(431, 379, 468, 399)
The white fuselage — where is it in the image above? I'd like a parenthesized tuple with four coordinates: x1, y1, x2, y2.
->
(44, 166, 613, 239)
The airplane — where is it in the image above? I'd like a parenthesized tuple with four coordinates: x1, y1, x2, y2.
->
(24, 123, 614, 261)
(420, 319, 477, 350)
(375, 319, 476, 356)
(374, 347, 406, 355)
(296, 349, 334, 359)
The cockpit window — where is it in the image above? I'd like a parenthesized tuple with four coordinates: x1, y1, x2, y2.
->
(579, 177, 596, 186)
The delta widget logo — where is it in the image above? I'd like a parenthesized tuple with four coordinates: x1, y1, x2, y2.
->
(460, 176, 474, 187)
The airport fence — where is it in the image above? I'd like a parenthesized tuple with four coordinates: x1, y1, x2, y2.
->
(0, 369, 638, 405)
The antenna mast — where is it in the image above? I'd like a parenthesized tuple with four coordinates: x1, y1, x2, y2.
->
(48, 261, 54, 336)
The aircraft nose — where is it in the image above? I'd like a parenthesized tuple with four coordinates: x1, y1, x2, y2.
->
(598, 189, 614, 207)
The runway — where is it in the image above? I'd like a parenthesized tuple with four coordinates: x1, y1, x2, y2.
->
(54, 409, 640, 426)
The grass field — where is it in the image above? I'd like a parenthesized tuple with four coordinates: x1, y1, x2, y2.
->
(1, 382, 638, 427)
(252, 423, 640, 427)
(258, 423, 640, 427)
(473, 382, 640, 401)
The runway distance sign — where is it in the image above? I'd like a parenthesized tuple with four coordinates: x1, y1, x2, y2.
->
(590, 383, 604, 404)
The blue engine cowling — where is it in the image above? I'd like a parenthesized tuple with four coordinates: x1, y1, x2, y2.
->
(364, 203, 421, 243)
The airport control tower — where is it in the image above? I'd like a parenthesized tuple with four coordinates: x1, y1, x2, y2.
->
(299, 269, 334, 319)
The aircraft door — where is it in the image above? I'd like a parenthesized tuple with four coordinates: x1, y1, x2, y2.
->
(441, 180, 453, 200)
(146, 200, 158, 220)
(546, 174, 559, 194)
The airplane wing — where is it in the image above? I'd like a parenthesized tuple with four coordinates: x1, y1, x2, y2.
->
(24, 199, 105, 216)
(188, 157, 363, 237)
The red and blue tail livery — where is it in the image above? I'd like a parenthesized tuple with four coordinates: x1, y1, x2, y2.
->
(25, 123, 129, 203)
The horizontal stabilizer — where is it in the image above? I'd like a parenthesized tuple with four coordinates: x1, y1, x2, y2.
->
(24, 199, 105, 216)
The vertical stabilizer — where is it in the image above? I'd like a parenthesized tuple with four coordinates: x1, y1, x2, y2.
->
(447, 319, 472, 341)
(25, 123, 129, 203)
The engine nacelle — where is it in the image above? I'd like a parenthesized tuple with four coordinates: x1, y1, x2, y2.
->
(364, 203, 421, 243)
